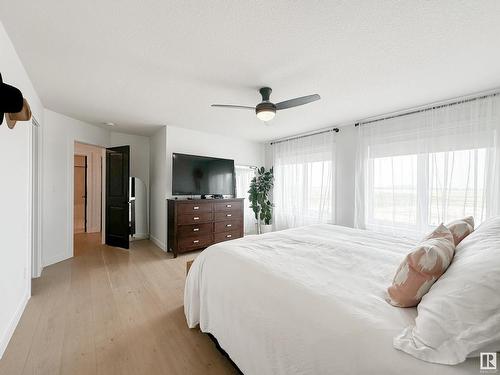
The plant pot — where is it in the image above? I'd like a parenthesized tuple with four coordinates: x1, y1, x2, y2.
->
(255, 222, 261, 235)
(260, 224, 273, 234)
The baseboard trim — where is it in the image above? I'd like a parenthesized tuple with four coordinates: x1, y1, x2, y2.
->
(43, 251, 72, 267)
(0, 291, 30, 359)
(131, 233, 149, 241)
(150, 234, 166, 251)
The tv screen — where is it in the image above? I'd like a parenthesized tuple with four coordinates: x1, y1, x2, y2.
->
(172, 153, 235, 196)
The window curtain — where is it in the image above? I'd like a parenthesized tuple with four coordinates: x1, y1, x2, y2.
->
(235, 165, 257, 235)
(272, 132, 336, 231)
(355, 94, 500, 238)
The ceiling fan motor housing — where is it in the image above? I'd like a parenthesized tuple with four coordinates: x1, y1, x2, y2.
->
(259, 87, 273, 102)
(256, 87, 276, 120)
(256, 101, 276, 118)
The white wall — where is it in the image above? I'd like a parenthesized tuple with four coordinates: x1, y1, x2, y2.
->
(131, 178, 148, 239)
(334, 127, 357, 227)
(110, 131, 150, 192)
(0, 21, 44, 359)
(42, 110, 111, 266)
(149, 127, 167, 249)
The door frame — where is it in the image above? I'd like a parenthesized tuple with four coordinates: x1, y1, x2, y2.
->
(30, 116, 42, 279)
(73, 154, 88, 233)
(68, 141, 106, 258)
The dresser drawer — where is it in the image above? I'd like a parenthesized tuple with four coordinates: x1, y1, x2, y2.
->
(177, 223, 212, 237)
(215, 211, 241, 221)
(168, 199, 244, 257)
(178, 234, 212, 251)
(177, 202, 212, 215)
(214, 220, 242, 233)
(214, 230, 241, 244)
(177, 212, 213, 225)
(214, 201, 243, 212)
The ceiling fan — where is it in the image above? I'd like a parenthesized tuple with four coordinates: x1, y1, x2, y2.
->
(211, 87, 320, 122)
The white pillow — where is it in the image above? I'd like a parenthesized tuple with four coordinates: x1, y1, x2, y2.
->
(393, 216, 500, 365)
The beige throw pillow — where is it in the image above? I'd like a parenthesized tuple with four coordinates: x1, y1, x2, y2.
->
(445, 216, 474, 246)
(387, 224, 455, 307)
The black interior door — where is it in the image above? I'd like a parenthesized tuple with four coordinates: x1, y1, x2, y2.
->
(106, 146, 130, 249)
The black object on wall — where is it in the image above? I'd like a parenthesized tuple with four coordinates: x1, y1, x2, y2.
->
(105, 145, 130, 249)
(0, 73, 24, 125)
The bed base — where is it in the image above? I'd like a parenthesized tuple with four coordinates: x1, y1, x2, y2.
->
(206, 333, 243, 374)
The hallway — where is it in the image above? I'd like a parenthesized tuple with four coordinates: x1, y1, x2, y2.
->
(73, 232, 102, 257)
(0, 238, 235, 375)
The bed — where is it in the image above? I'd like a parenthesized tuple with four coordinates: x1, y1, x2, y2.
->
(184, 224, 478, 374)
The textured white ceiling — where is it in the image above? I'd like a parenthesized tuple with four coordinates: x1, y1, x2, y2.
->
(1, 0, 500, 140)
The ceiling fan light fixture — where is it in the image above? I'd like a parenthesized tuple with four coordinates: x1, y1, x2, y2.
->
(211, 86, 321, 123)
(256, 109, 275, 121)
(256, 102, 276, 122)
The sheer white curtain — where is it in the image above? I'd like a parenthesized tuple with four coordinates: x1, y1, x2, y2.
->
(235, 165, 257, 235)
(355, 94, 500, 238)
(272, 131, 336, 231)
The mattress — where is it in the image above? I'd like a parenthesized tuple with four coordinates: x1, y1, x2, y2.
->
(184, 224, 478, 374)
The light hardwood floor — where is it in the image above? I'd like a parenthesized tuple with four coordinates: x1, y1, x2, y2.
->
(0, 233, 236, 375)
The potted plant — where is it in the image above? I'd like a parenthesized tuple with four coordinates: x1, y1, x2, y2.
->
(248, 166, 274, 234)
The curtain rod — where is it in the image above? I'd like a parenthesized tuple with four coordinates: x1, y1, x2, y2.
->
(236, 164, 257, 169)
(270, 127, 339, 145)
(355, 89, 500, 127)
(269, 88, 500, 143)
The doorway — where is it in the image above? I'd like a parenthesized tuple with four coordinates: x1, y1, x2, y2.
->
(72, 142, 134, 256)
(74, 155, 87, 233)
(73, 142, 104, 257)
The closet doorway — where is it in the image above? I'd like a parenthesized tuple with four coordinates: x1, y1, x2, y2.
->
(73, 142, 105, 257)
(74, 155, 87, 233)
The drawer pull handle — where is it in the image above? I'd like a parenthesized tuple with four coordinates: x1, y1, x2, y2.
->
(193, 228, 199, 232)
(226, 204, 232, 208)
(193, 217, 200, 220)
(226, 224, 232, 227)
(226, 234, 232, 238)
(193, 240, 200, 244)
(193, 206, 199, 210)
(226, 214, 232, 217)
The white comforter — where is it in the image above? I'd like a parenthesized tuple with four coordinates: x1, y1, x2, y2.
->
(184, 224, 477, 374)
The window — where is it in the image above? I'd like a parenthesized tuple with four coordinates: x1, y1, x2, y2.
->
(356, 94, 500, 238)
(370, 154, 418, 226)
(428, 148, 487, 225)
(272, 132, 335, 230)
(366, 148, 488, 236)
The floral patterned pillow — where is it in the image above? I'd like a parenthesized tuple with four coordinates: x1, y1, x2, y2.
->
(446, 216, 474, 246)
(387, 224, 455, 307)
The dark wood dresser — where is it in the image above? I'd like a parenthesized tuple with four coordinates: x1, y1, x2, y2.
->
(167, 198, 244, 257)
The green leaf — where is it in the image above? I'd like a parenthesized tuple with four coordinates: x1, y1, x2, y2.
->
(246, 166, 274, 226)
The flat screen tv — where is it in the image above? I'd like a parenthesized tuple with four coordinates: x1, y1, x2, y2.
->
(172, 153, 235, 196)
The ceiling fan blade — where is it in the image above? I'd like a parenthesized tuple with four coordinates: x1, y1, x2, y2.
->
(275, 94, 321, 110)
(211, 104, 255, 110)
